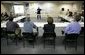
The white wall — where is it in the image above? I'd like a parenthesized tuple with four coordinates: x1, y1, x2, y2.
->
(1, 3, 13, 15)
(1, 2, 83, 17)
(1, 4, 5, 13)
(26, 2, 83, 17)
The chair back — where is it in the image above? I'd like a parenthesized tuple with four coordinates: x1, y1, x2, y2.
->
(65, 34, 79, 40)
(6, 31, 15, 34)
(43, 32, 56, 38)
(22, 32, 34, 39)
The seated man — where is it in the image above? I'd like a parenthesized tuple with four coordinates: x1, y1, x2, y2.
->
(4, 12, 9, 20)
(68, 11, 73, 18)
(64, 14, 81, 37)
(6, 17, 21, 36)
(23, 16, 38, 38)
(43, 17, 56, 37)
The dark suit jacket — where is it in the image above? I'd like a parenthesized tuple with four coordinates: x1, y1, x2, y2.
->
(43, 24, 55, 33)
(43, 24, 56, 38)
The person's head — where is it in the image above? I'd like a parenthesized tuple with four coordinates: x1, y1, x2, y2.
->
(26, 17, 30, 22)
(82, 11, 84, 15)
(1, 13, 3, 14)
(5, 12, 7, 14)
(1, 13, 3, 16)
(74, 12, 77, 15)
(74, 14, 81, 22)
(61, 8, 64, 11)
(10, 12, 13, 15)
(47, 17, 54, 24)
(26, 14, 30, 21)
(9, 17, 13, 21)
(26, 14, 30, 17)
(67, 9, 69, 11)
(69, 11, 73, 16)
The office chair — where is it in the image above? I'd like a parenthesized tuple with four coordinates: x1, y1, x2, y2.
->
(6, 30, 18, 46)
(22, 32, 36, 48)
(64, 34, 79, 50)
(43, 32, 56, 49)
(1, 28, 7, 38)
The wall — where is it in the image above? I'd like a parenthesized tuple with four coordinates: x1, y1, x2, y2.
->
(26, 2, 83, 18)
(1, 2, 83, 17)
(1, 4, 5, 13)
(1, 3, 13, 15)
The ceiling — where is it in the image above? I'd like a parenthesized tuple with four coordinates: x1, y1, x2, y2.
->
(1, 1, 84, 4)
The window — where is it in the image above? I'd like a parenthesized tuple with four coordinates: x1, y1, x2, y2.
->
(14, 5, 24, 14)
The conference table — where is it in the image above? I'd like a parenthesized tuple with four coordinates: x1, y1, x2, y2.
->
(1, 16, 84, 37)
(60, 15, 74, 22)
(1, 16, 26, 26)
(59, 15, 84, 22)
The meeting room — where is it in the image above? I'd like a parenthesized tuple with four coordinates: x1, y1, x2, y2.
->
(1, 1, 84, 54)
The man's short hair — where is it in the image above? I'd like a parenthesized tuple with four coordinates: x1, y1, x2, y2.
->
(26, 17, 30, 21)
(9, 17, 13, 21)
(74, 14, 81, 22)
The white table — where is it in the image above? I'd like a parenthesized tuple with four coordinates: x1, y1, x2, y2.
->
(59, 15, 74, 22)
(1, 22, 84, 36)
(13, 16, 26, 22)
(1, 16, 26, 28)
(59, 15, 84, 22)
(1, 22, 84, 28)
(1, 16, 84, 36)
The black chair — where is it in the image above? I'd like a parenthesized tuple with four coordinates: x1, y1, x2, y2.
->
(43, 32, 56, 49)
(22, 32, 36, 48)
(64, 34, 79, 50)
(6, 31, 18, 46)
(1, 28, 7, 38)
(1, 28, 4, 38)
